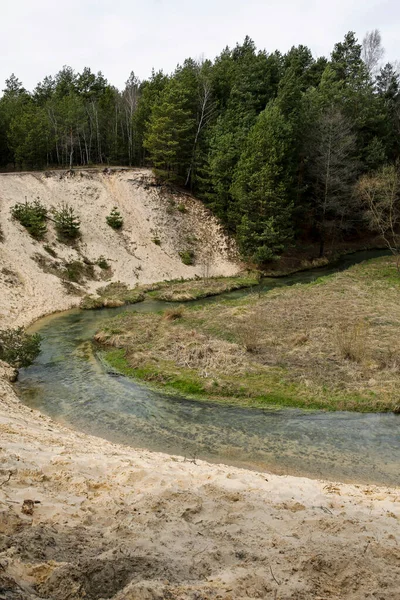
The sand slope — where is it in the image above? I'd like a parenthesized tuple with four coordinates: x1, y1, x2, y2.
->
(0, 168, 239, 328)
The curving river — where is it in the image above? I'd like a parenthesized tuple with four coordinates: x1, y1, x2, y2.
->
(16, 249, 400, 486)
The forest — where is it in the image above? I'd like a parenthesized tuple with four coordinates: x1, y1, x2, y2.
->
(1, 30, 399, 264)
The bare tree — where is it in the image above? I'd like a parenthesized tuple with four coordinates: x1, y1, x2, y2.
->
(356, 165, 400, 268)
(306, 107, 357, 256)
(362, 30, 385, 76)
(185, 76, 216, 188)
(200, 244, 214, 280)
(122, 72, 140, 165)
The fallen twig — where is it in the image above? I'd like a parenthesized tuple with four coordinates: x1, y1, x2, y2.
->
(319, 505, 333, 515)
(270, 564, 281, 585)
(0, 471, 13, 487)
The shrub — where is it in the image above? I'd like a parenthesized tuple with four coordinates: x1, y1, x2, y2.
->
(11, 200, 48, 240)
(106, 207, 123, 230)
(335, 321, 368, 363)
(179, 250, 195, 265)
(64, 260, 95, 283)
(237, 312, 266, 353)
(43, 244, 57, 257)
(152, 237, 161, 246)
(97, 255, 110, 270)
(177, 203, 187, 213)
(53, 203, 81, 241)
(185, 234, 198, 245)
(0, 327, 41, 368)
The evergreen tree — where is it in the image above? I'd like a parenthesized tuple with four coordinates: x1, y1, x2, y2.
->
(144, 61, 197, 182)
(231, 101, 294, 263)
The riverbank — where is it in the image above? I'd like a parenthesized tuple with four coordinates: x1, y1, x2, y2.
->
(96, 255, 400, 412)
(0, 168, 240, 329)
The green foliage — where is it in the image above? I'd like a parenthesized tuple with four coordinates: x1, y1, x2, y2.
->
(64, 260, 95, 283)
(0, 327, 41, 368)
(144, 62, 197, 183)
(9, 104, 50, 168)
(231, 101, 294, 263)
(106, 207, 123, 230)
(53, 203, 81, 241)
(43, 244, 57, 257)
(97, 255, 110, 269)
(1, 31, 400, 264)
(11, 200, 48, 240)
(179, 249, 195, 265)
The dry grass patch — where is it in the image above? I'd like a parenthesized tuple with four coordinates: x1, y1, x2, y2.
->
(334, 321, 369, 363)
(163, 306, 185, 320)
(148, 275, 259, 302)
(81, 282, 145, 309)
(95, 257, 400, 411)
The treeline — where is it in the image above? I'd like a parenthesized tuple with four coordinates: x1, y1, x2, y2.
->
(1, 31, 399, 262)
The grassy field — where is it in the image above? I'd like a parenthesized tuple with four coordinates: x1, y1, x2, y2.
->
(94, 257, 400, 412)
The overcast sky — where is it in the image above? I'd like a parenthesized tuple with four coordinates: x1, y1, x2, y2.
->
(1, 0, 398, 91)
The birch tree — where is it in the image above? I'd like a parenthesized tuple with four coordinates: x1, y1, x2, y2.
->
(357, 165, 400, 268)
(185, 75, 216, 187)
(362, 30, 385, 77)
(306, 107, 357, 256)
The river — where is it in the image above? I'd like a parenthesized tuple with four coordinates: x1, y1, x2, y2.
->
(16, 249, 400, 486)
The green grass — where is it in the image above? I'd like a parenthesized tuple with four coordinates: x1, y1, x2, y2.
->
(100, 346, 380, 413)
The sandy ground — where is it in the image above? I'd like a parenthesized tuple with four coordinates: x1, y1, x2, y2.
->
(0, 169, 399, 599)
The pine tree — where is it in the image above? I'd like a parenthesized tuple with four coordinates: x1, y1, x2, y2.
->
(231, 101, 294, 263)
(143, 62, 197, 183)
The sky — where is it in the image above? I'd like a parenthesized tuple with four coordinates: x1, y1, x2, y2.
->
(0, 0, 398, 91)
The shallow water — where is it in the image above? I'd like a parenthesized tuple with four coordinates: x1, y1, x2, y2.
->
(16, 249, 400, 485)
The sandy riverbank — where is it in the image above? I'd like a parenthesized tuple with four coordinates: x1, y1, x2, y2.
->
(1, 360, 399, 600)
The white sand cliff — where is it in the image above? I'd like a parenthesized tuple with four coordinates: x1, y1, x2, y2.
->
(0, 169, 399, 599)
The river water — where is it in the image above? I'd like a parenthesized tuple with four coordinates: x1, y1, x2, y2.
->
(16, 249, 400, 486)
